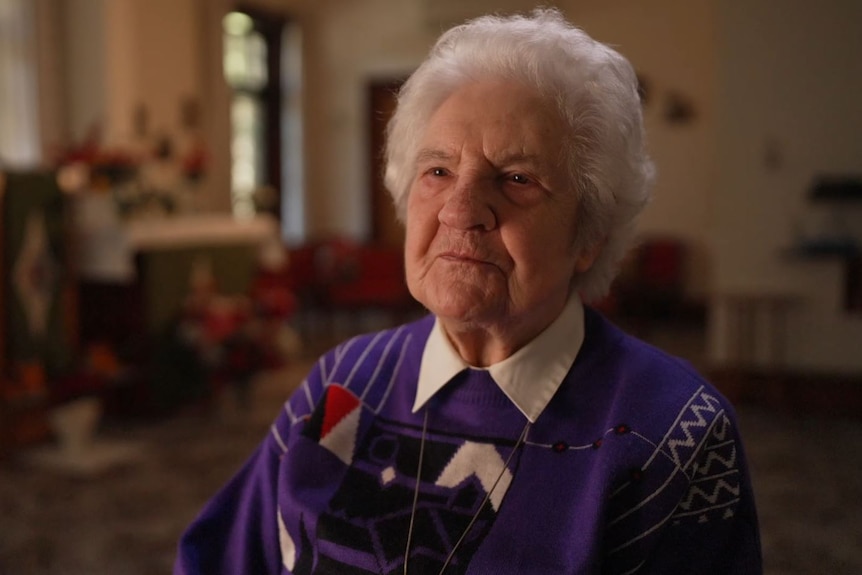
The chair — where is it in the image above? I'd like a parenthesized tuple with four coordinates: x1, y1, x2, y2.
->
(605, 236, 692, 332)
(285, 238, 419, 346)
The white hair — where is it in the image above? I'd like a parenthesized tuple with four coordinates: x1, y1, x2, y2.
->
(384, 8, 654, 301)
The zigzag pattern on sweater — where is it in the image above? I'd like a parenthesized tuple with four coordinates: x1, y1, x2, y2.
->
(604, 387, 741, 573)
(664, 389, 723, 470)
(672, 411, 741, 524)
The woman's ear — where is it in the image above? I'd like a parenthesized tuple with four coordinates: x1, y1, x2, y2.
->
(573, 241, 603, 274)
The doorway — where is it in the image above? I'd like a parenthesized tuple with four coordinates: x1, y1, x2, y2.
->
(367, 78, 407, 247)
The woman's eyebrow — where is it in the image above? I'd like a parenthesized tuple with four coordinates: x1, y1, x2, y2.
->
(416, 148, 544, 166)
(415, 148, 455, 164)
(491, 151, 545, 170)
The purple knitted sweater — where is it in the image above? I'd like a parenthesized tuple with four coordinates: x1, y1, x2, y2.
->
(175, 307, 762, 574)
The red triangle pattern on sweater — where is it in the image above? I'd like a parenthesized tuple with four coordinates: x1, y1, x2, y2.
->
(320, 384, 360, 439)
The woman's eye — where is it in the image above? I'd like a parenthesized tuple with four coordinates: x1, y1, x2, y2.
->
(430, 167, 448, 177)
(509, 173, 531, 185)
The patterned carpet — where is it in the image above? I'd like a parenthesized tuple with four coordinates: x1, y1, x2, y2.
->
(1, 358, 861, 574)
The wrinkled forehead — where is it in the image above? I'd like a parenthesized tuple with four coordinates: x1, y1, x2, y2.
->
(413, 79, 569, 169)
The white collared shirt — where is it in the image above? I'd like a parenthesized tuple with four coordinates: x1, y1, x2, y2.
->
(412, 294, 586, 422)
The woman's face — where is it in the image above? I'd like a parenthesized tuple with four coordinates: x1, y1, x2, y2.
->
(404, 79, 597, 335)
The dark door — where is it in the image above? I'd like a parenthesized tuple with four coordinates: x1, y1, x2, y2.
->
(368, 79, 407, 248)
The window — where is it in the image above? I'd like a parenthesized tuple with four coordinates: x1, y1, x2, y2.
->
(223, 11, 268, 219)
(222, 8, 304, 240)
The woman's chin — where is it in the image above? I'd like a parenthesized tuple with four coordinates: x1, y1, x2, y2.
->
(423, 288, 504, 326)
(408, 263, 509, 324)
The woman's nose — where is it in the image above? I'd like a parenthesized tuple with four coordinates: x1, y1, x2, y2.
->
(438, 175, 496, 231)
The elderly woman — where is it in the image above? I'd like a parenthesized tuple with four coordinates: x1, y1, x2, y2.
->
(176, 9, 761, 575)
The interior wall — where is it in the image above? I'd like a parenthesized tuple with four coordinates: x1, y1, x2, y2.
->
(301, 0, 435, 240)
(34, 0, 66, 163)
(198, 0, 233, 213)
(134, 0, 202, 145)
(61, 0, 203, 149)
(558, 0, 717, 299)
(63, 0, 106, 145)
(711, 0, 862, 371)
(101, 0, 136, 146)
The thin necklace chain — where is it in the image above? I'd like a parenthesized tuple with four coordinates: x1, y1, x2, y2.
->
(403, 410, 532, 575)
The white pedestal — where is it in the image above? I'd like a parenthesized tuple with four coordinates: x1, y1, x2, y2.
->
(26, 397, 146, 477)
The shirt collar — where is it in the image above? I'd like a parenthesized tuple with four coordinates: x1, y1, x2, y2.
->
(413, 294, 585, 422)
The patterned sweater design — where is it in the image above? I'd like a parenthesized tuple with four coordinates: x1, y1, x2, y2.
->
(175, 307, 762, 574)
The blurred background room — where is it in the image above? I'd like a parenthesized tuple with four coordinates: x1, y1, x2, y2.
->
(1, 0, 861, 573)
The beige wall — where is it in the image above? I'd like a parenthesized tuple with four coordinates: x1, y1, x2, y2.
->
(61, 0, 228, 205)
(64, 0, 203, 146)
(63, 0, 106, 144)
(132, 0, 203, 144)
(710, 0, 862, 371)
(558, 0, 718, 298)
(300, 0, 435, 240)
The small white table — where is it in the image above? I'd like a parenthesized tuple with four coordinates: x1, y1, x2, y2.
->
(713, 290, 801, 369)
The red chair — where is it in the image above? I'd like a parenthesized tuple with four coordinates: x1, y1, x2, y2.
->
(606, 236, 688, 327)
(285, 239, 419, 345)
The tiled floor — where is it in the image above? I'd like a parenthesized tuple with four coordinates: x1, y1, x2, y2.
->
(1, 323, 860, 574)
